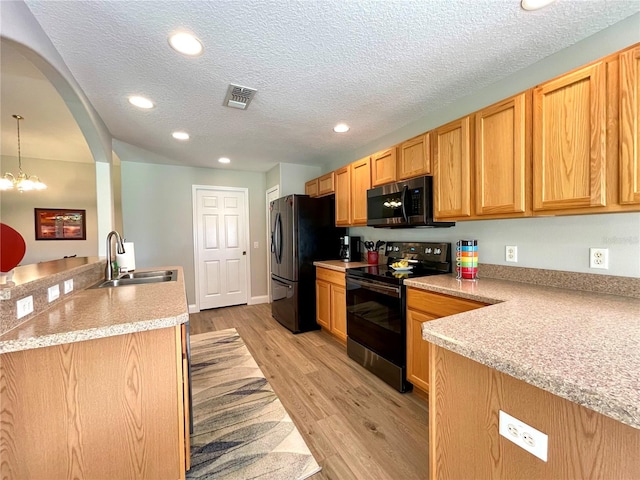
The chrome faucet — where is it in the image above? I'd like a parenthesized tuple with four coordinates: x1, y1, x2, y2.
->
(105, 230, 125, 281)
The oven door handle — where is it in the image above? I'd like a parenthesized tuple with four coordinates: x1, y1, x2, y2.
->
(347, 277, 401, 298)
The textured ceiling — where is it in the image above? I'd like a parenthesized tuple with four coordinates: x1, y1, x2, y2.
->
(10, 0, 640, 172)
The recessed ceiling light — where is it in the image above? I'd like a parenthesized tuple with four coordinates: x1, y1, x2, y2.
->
(521, 0, 556, 11)
(168, 32, 203, 56)
(128, 96, 154, 109)
(218, 157, 231, 164)
(172, 131, 190, 140)
(333, 123, 350, 133)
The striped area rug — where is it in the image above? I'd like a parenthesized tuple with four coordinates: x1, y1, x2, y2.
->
(187, 328, 321, 480)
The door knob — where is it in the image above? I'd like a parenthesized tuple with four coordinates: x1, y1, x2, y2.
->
(243, 251, 246, 255)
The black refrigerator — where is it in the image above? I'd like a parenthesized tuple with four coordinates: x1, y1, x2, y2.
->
(270, 194, 345, 333)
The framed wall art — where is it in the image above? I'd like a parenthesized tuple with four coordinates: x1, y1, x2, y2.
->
(35, 208, 86, 240)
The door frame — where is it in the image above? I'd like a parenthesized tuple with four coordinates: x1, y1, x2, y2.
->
(192, 185, 251, 312)
(266, 185, 280, 302)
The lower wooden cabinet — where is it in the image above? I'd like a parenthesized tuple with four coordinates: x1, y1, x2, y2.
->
(0, 325, 191, 479)
(315, 267, 347, 342)
(406, 288, 487, 394)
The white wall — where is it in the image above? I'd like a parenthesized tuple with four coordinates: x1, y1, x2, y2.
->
(266, 162, 321, 197)
(120, 160, 267, 305)
(0, 156, 98, 265)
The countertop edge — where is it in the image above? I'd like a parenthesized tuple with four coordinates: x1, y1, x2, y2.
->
(0, 312, 189, 354)
(410, 276, 640, 430)
(423, 330, 640, 430)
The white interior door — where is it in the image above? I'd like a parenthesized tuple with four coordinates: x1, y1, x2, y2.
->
(266, 185, 280, 302)
(194, 187, 248, 310)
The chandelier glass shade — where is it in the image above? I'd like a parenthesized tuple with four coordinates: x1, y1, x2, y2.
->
(1, 115, 46, 192)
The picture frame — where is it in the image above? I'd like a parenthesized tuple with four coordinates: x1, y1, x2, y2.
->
(34, 208, 86, 240)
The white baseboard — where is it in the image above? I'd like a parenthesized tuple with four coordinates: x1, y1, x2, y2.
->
(188, 304, 199, 314)
(248, 295, 269, 305)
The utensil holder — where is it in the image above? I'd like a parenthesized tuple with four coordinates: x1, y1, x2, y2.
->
(367, 251, 379, 265)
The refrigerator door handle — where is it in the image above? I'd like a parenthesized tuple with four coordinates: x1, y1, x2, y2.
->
(274, 212, 282, 264)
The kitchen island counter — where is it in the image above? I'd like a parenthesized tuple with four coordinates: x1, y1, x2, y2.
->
(0, 265, 188, 354)
(405, 273, 640, 430)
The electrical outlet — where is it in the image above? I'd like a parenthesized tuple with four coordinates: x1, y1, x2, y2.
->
(499, 410, 548, 462)
(505, 245, 518, 263)
(64, 278, 74, 294)
(589, 248, 609, 269)
(48, 284, 60, 302)
(17, 296, 34, 319)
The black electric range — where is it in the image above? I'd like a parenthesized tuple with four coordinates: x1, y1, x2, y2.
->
(345, 242, 452, 392)
(347, 241, 452, 284)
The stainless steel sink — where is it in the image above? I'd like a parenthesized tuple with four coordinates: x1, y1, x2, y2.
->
(91, 269, 178, 288)
(120, 270, 175, 279)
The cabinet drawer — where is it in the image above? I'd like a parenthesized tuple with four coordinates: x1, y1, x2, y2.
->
(407, 288, 487, 317)
(316, 267, 346, 286)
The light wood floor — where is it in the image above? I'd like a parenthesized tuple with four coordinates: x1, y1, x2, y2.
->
(189, 303, 429, 480)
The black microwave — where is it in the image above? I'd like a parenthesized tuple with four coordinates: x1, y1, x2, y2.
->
(366, 176, 454, 228)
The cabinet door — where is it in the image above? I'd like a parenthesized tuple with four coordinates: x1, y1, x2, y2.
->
(316, 279, 331, 330)
(533, 62, 606, 210)
(351, 157, 371, 226)
(620, 46, 640, 205)
(406, 309, 438, 392)
(331, 284, 347, 342)
(399, 133, 431, 179)
(305, 178, 319, 197)
(371, 147, 397, 187)
(334, 166, 351, 226)
(475, 93, 529, 216)
(433, 116, 473, 219)
(318, 171, 335, 196)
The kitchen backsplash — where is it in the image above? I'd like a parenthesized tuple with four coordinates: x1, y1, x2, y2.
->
(349, 211, 640, 279)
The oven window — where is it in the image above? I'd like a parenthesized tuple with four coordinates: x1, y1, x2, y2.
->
(346, 280, 404, 366)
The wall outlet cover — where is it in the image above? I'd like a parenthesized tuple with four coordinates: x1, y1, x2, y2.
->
(17, 295, 34, 319)
(499, 410, 548, 462)
(64, 279, 74, 294)
(48, 284, 60, 302)
(505, 245, 518, 263)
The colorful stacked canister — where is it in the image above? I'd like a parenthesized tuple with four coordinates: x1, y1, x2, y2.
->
(456, 240, 478, 280)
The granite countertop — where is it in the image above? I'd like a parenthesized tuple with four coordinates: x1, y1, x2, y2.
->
(0, 266, 189, 354)
(405, 274, 640, 430)
(314, 259, 372, 272)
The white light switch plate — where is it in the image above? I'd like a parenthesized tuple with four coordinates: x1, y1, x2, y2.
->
(499, 410, 548, 462)
(64, 279, 74, 294)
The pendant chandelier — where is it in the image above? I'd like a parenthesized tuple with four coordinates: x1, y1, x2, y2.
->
(0, 115, 46, 192)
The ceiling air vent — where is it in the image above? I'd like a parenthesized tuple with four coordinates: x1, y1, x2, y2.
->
(223, 84, 257, 110)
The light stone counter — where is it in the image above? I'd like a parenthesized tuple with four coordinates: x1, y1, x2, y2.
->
(313, 259, 371, 272)
(405, 274, 640, 430)
(0, 266, 188, 354)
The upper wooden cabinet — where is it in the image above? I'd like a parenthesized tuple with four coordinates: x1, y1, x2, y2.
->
(318, 171, 335, 196)
(398, 133, 431, 180)
(351, 157, 371, 226)
(371, 147, 397, 187)
(433, 116, 473, 220)
(620, 46, 640, 205)
(475, 92, 530, 217)
(334, 165, 351, 226)
(305, 178, 319, 197)
(532, 62, 607, 211)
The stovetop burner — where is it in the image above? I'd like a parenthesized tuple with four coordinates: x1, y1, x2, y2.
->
(347, 241, 452, 285)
